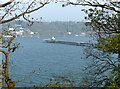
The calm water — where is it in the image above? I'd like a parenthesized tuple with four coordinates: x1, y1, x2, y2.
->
(9, 36, 92, 87)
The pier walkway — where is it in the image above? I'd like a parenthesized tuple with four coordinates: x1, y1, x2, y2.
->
(44, 39, 91, 46)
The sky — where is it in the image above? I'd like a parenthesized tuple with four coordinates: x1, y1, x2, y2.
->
(29, 2, 87, 22)
(1, 0, 117, 22)
(0, 0, 87, 22)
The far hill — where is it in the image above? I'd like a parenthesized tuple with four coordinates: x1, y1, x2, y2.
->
(3, 21, 91, 36)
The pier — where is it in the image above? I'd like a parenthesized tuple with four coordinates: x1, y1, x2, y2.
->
(44, 39, 90, 46)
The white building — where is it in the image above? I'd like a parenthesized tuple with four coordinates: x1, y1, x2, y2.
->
(67, 32, 72, 35)
(9, 28, 14, 31)
(30, 32, 34, 35)
(16, 30, 24, 35)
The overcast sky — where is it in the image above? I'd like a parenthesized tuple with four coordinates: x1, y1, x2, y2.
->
(29, 2, 87, 22)
(0, 0, 88, 22)
(3, 0, 115, 22)
(2, 0, 117, 22)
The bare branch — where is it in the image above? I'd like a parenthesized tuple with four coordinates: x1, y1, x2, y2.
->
(0, 2, 48, 24)
(67, 1, 120, 13)
(0, 49, 8, 55)
(0, 0, 14, 7)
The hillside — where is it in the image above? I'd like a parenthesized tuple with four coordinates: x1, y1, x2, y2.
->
(3, 21, 91, 36)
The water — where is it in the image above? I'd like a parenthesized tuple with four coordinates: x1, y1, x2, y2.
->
(9, 36, 92, 87)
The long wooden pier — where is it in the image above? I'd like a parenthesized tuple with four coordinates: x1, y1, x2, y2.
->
(44, 39, 90, 46)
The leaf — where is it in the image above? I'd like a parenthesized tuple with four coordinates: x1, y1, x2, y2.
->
(40, 82, 44, 86)
(49, 78, 53, 81)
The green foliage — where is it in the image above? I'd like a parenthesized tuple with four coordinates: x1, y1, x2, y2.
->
(106, 65, 120, 89)
(82, 8, 120, 34)
(96, 33, 120, 54)
(39, 78, 75, 87)
(81, 3, 120, 88)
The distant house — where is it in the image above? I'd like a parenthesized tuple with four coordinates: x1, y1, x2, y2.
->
(9, 28, 14, 31)
(19, 27, 24, 30)
(67, 32, 72, 35)
(16, 30, 24, 36)
(30, 32, 34, 35)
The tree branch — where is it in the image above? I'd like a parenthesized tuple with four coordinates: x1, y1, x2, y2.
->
(0, 2, 48, 24)
(0, 49, 8, 55)
(0, 0, 14, 7)
(67, 2, 120, 13)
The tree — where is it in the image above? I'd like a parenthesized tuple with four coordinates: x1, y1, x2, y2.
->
(0, 0, 49, 24)
(64, 0, 120, 88)
(0, 0, 49, 87)
(0, 32, 19, 87)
